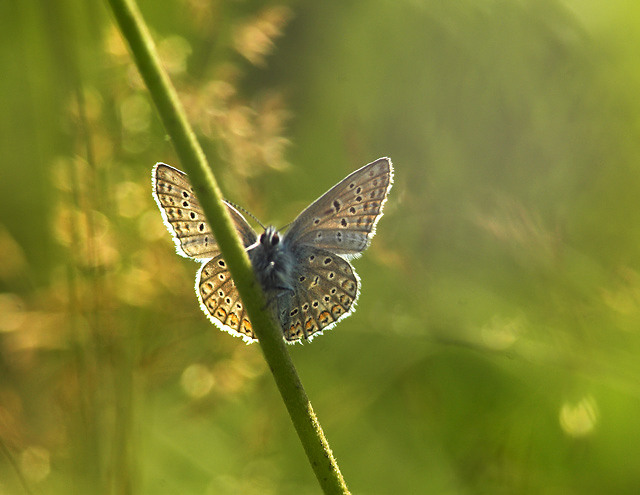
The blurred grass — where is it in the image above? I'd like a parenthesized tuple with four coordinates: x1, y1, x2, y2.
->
(2, 0, 640, 494)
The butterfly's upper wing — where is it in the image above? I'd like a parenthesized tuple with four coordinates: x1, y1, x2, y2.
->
(277, 246, 360, 342)
(152, 163, 257, 258)
(284, 157, 393, 256)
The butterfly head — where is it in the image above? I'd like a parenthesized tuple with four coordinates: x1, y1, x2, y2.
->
(259, 226, 281, 249)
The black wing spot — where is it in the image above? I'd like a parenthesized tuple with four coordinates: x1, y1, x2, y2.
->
(333, 200, 341, 212)
(198, 223, 205, 232)
(323, 257, 332, 265)
(190, 212, 196, 219)
(349, 182, 355, 189)
(217, 259, 226, 267)
(349, 206, 356, 214)
(299, 275, 306, 282)
(313, 218, 320, 225)
(182, 191, 189, 198)
(356, 195, 363, 202)
(182, 201, 189, 207)
(341, 218, 348, 227)
(356, 186, 362, 194)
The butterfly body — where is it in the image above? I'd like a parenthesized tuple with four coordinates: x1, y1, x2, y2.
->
(249, 226, 295, 294)
(153, 158, 393, 343)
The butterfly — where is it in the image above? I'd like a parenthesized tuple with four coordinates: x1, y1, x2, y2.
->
(152, 157, 393, 343)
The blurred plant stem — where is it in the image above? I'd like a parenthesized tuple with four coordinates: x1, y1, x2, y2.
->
(105, 0, 350, 492)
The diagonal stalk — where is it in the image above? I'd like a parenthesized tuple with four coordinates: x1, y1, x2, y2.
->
(105, 0, 350, 493)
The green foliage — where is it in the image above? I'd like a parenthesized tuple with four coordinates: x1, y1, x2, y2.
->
(2, 0, 640, 493)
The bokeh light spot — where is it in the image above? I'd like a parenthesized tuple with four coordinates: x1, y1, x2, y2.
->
(181, 363, 215, 399)
(559, 395, 598, 437)
(20, 446, 50, 483)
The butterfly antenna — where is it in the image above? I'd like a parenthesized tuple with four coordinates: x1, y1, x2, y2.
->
(225, 201, 266, 230)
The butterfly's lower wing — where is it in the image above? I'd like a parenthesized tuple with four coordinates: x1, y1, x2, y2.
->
(197, 255, 256, 342)
(285, 158, 393, 256)
(153, 163, 257, 258)
(277, 247, 360, 342)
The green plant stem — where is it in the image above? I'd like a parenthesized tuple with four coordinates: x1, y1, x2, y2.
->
(105, 0, 350, 493)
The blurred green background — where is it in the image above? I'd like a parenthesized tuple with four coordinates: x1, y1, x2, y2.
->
(2, 0, 640, 493)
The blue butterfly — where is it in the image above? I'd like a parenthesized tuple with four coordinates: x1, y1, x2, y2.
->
(153, 158, 393, 343)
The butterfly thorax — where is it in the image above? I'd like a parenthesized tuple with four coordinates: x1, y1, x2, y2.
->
(248, 226, 295, 294)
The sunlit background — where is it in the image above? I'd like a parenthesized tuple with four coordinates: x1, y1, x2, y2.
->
(2, 1, 640, 493)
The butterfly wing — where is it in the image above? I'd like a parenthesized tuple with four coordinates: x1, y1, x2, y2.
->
(285, 157, 393, 256)
(197, 255, 256, 342)
(277, 246, 360, 342)
(153, 163, 258, 342)
(152, 162, 257, 258)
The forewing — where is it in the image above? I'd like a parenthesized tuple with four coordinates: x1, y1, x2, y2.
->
(197, 255, 256, 343)
(285, 157, 393, 256)
(152, 162, 257, 259)
(278, 247, 360, 342)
